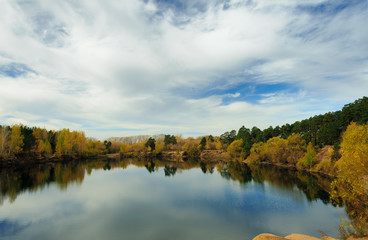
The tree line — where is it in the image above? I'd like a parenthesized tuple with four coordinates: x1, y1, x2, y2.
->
(219, 97, 367, 177)
(1, 96, 367, 164)
(220, 96, 368, 155)
(0, 126, 109, 161)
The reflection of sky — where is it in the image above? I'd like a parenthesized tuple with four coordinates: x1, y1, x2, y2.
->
(0, 166, 345, 240)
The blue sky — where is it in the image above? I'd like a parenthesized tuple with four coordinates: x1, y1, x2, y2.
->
(0, 0, 367, 139)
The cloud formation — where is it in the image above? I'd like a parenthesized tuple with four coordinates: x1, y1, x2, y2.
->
(0, 0, 367, 139)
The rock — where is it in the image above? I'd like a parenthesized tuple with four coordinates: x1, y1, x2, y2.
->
(285, 233, 320, 240)
(253, 233, 287, 240)
(321, 236, 337, 240)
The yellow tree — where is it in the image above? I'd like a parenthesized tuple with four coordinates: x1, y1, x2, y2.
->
(132, 142, 146, 153)
(296, 142, 316, 169)
(331, 122, 368, 237)
(32, 127, 47, 157)
(9, 124, 24, 155)
(286, 133, 306, 164)
(71, 131, 87, 157)
(55, 129, 66, 157)
(246, 142, 266, 164)
(78, 131, 88, 156)
(153, 142, 165, 155)
(216, 139, 223, 150)
(63, 129, 73, 157)
(32, 127, 55, 158)
(227, 139, 244, 160)
(263, 137, 288, 163)
(120, 143, 132, 153)
(87, 139, 104, 156)
(332, 122, 368, 202)
(43, 140, 52, 158)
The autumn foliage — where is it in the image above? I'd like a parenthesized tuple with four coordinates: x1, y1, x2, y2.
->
(331, 122, 368, 203)
(0, 125, 108, 160)
(246, 133, 306, 165)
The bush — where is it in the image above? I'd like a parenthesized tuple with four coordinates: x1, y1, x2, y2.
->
(187, 145, 200, 159)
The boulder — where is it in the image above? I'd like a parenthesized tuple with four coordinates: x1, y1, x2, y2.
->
(285, 234, 320, 240)
(321, 236, 337, 240)
(253, 233, 286, 240)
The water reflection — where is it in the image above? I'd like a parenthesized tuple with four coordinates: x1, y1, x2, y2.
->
(0, 158, 361, 239)
(164, 165, 177, 177)
(0, 158, 334, 206)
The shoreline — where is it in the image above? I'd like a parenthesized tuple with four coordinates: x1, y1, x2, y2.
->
(1, 150, 335, 178)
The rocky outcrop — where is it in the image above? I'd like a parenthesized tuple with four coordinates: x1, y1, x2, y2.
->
(321, 236, 339, 240)
(285, 234, 320, 240)
(252, 233, 337, 240)
(253, 233, 286, 240)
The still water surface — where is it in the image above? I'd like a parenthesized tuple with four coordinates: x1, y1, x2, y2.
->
(0, 159, 345, 240)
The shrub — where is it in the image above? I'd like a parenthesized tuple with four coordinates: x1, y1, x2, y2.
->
(187, 145, 200, 159)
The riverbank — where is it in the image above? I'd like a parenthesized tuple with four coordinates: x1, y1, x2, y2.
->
(118, 147, 337, 177)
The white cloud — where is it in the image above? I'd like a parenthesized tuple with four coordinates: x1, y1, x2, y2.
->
(0, 0, 367, 139)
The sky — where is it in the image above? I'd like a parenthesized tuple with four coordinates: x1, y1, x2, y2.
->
(0, 0, 367, 140)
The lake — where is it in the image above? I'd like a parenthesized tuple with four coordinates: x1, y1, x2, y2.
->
(0, 158, 346, 240)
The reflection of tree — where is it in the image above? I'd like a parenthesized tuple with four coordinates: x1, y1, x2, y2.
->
(0, 162, 86, 204)
(216, 162, 252, 183)
(54, 162, 85, 190)
(145, 160, 156, 173)
(246, 164, 332, 204)
(217, 162, 332, 204)
(227, 161, 252, 183)
(217, 164, 231, 180)
(337, 199, 368, 238)
(200, 162, 207, 173)
(333, 190, 368, 238)
(164, 165, 177, 177)
(103, 159, 111, 171)
(120, 159, 130, 169)
(199, 162, 215, 174)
